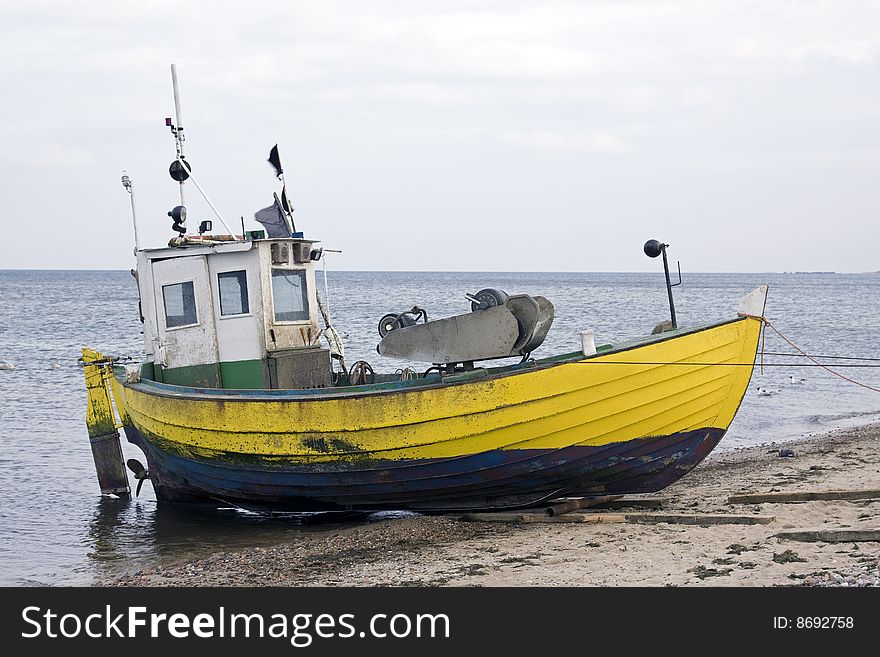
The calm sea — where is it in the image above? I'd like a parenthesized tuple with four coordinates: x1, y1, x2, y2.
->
(1, 270, 879, 585)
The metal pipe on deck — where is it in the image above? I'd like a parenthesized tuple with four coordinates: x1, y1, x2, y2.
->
(661, 247, 677, 329)
(643, 239, 681, 330)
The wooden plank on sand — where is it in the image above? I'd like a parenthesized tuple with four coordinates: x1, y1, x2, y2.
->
(775, 529, 880, 543)
(542, 495, 667, 516)
(458, 512, 628, 524)
(623, 513, 774, 526)
(728, 489, 880, 505)
(597, 497, 668, 510)
(459, 512, 774, 526)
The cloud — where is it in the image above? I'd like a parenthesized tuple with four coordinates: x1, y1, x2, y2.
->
(368, 82, 478, 107)
(1, 1, 879, 272)
(502, 129, 627, 154)
(14, 143, 98, 169)
(789, 41, 879, 67)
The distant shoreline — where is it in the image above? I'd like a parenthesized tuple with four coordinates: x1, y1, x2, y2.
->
(5, 268, 880, 275)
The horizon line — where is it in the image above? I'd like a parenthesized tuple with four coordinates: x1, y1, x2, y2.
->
(1, 268, 871, 275)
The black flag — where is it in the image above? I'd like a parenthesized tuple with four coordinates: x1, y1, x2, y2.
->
(268, 144, 283, 179)
(281, 186, 292, 214)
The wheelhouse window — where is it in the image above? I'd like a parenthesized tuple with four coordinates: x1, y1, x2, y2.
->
(162, 281, 197, 328)
(271, 268, 309, 322)
(218, 270, 250, 316)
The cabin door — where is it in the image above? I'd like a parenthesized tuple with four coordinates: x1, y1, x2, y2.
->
(151, 255, 221, 387)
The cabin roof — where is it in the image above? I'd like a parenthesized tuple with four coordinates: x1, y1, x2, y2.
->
(139, 237, 318, 261)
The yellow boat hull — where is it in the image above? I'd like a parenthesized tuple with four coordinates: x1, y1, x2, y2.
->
(112, 316, 762, 510)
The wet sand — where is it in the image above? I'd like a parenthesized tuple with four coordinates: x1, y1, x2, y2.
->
(104, 424, 880, 587)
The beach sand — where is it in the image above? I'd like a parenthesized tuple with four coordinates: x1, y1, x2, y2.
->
(105, 424, 880, 587)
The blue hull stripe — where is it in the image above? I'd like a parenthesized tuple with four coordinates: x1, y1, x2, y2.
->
(125, 425, 724, 511)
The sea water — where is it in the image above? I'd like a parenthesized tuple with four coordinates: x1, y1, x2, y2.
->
(1, 270, 879, 585)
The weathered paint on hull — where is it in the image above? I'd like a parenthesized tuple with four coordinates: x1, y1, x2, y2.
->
(124, 423, 724, 510)
(113, 316, 762, 510)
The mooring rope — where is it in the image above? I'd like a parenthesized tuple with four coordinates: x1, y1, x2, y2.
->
(762, 319, 880, 394)
(77, 354, 139, 367)
(735, 313, 769, 375)
(396, 367, 416, 381)
(575, 316, 880, 394)
(761, 351, 880, 362)
(576, 361, 880, 368)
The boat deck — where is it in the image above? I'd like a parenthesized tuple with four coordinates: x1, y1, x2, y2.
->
(124, 316, 742, 400)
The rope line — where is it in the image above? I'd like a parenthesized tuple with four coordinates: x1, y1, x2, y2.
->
(759, 314, 766, 374)
(573, 361, 880, 368)
(762, 319, 880, 394)
(761, 351, 880, 362)
(574, 317, 880, 394)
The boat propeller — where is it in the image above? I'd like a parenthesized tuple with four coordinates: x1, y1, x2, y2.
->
(126, 458, 150, 497)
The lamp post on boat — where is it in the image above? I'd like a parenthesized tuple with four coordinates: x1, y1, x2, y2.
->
(644, 239, 682, 329)
(120, 171, 139, 255)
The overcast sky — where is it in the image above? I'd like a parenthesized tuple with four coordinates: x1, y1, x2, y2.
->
(1, 1, 878, 272)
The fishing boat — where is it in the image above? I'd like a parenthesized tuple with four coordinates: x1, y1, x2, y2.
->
(82, 66, 768, 511)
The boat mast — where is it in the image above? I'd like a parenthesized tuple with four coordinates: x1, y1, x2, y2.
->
(165, 64, 236, 236)
(170, 63, 186, 209)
